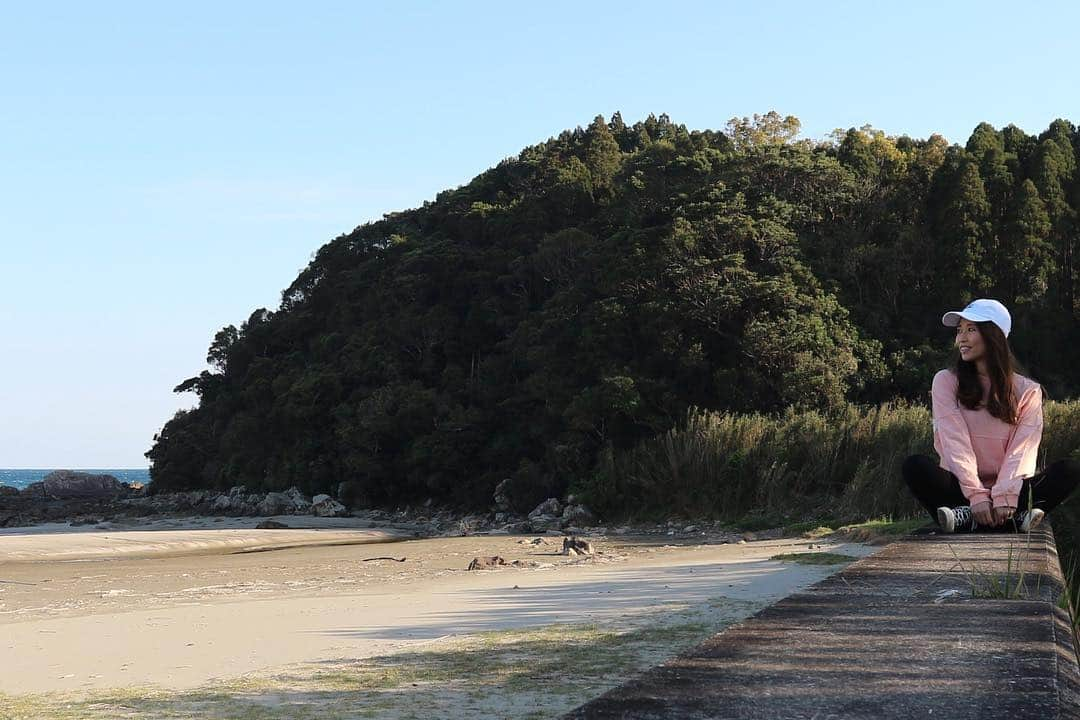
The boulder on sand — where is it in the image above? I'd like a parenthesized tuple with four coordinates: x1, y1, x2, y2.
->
(42, 471, 124, 499)
(467, 556, 507, 570)
(562, 536, 595, 556)
(311, 494, 348, 518)
(257, 492, 291, 516)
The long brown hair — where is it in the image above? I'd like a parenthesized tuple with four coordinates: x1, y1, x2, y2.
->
(952, 320, 1020, 424)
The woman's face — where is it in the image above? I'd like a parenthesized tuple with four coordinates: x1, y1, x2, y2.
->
(954, 319, 986, 365)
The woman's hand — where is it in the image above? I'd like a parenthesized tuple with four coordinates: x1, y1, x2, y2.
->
(993, 506, 1015, 526)
(970, 501, 995, 527)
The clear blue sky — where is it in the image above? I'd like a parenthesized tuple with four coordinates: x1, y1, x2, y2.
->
(2, 1, 1078, 467)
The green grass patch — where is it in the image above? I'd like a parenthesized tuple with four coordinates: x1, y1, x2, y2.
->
(830, 517, 926, 543)
(837, 517, 926, 535)
(784, 522, 837, 538)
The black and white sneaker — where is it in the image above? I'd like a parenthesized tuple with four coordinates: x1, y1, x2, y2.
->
(1018, 508, 1045, 532)
(937, 505, 976, 533)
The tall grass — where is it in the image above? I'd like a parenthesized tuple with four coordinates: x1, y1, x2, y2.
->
(1041, 399, 1080, 466)
(1041, 398, 1080, 639)
(587, 399, 1080, 524)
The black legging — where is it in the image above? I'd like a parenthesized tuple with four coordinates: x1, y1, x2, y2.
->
(903, 455, 1080, 530)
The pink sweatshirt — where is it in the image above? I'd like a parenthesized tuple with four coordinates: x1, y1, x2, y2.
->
(931, 369, 1043, 509)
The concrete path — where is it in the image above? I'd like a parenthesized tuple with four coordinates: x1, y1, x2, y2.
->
(565, 524, 1080, 719)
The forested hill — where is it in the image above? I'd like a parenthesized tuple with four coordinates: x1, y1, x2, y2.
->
(147, 112, 1080, 509)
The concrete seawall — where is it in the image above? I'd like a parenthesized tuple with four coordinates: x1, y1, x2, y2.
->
(565, 523, 1080, 719)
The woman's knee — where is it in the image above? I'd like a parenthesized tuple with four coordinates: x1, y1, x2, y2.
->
(902, 454, 936, 486)
(1047, 458, 1080, 483)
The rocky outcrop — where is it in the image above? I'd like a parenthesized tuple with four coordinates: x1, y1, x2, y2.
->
(2, 477, 752, 543)
(311, 494, 348, 518)
(21, 482, 46, 498)
(256, 492, 290, 516)
(530, 498, 563, 517)
(256, 487, 310, 516)
(561, 503, 595, 527)
(527, 497, 563, 531)
(43, 471, 124, 499)
(0, 485, 19, 496)
(492, 478, 515, 512)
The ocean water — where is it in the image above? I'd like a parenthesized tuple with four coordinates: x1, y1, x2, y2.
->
(0, 469, 151, 490)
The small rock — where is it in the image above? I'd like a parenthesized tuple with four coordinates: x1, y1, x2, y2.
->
(256, 519, 289, 529)
(467, 556, 507, 571)
(737, 539, 747, 545)
(563, 537, 595, 555)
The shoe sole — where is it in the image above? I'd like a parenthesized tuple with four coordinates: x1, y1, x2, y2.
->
(936, 507, 955, 533)
(1021, 509, 1045, 532)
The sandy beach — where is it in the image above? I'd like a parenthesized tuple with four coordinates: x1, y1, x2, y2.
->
(0, 519, 878, 718)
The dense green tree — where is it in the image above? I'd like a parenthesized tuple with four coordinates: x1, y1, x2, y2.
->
(933, 158, 993, 298)
(584, 115, 622, 198)
(1032, 126, 1078, 314)
(146, 113, 1080, 510)
(997, 179, 1053, 303)
(726, 111, 802, 150)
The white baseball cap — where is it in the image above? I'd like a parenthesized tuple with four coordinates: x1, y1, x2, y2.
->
(942, 298, 1012, 337)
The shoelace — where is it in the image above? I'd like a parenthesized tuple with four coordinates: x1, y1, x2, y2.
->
(954, 506, 974, 529)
